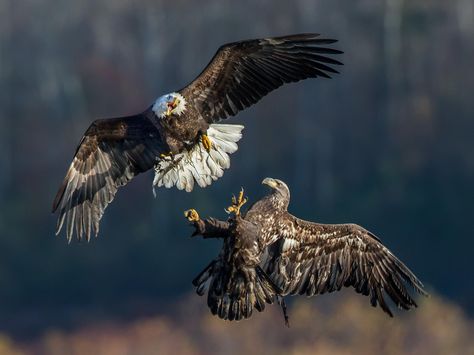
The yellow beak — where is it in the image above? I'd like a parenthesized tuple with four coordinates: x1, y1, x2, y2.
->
(166, 97, 179, 117)
(262, 177, 277, 188)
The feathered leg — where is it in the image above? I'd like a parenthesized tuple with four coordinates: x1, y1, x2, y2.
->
(184, 209, 231, 239)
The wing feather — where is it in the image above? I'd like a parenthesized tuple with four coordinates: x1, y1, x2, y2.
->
(52, 113, 165, 242)
(264, 215, 427, 317)
(180, 33, 343, 123)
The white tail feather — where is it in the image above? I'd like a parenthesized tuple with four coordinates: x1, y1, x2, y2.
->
(153, 124, 244, 193)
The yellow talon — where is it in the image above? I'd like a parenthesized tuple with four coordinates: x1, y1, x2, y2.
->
(184, 209, 200, 222)
(225, 188, 248, 216)
(160, 152, 173, 159)
(201, 134, 212, 152)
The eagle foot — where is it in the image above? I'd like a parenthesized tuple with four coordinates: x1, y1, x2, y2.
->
(160, 152, 174, 160)
(184, 209, 200, 222)
(225, 188, 248, 216)
(201, 133, 212, 152)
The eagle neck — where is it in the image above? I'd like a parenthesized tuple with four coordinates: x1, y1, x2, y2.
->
(267, 192, 289, 211)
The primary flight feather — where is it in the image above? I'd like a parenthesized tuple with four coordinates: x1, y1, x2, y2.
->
(52, 33, 343, 241)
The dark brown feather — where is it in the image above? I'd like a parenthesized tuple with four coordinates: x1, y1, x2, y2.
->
(180, 33, 343, 123)
(259, 214, 427, 317)
(191, 216, 284, 322)
(52, 112, 166, 242)
(190, 179, 427, 322)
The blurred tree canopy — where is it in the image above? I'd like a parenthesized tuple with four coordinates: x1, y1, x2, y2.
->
(3, 294, 474, 355)
(0, 0, 473, 337)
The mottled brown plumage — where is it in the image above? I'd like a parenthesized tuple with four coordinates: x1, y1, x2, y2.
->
(188, 212, 289, 324)
(188, 178, 427, 324)
(53, 33, 342, 242)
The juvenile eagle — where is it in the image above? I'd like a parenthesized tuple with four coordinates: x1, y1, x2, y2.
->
(184, 178, 427, 324)
(52, 34, 343, 241)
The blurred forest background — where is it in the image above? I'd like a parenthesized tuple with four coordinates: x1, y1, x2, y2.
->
(0, 0, 473, 353)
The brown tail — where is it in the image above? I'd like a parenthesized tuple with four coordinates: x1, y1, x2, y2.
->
(193, 262, 288, 324)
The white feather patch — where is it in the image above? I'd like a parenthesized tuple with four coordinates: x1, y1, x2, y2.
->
(153, 124, 244, 193)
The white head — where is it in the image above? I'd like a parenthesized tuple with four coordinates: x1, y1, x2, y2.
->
(152, 92, 187, 119)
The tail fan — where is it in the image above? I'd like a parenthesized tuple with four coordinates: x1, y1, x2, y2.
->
(153, 124, 244, 192)
(193, 262, 288, 323)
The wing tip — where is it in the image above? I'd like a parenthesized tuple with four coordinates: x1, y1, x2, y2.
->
(271, 33, 321, 41)
(52, 182, 67, 213)
(331, 49, 344, 56)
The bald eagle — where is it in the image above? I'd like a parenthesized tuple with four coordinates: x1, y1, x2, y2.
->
(52, 34, 343, 241)
(185, 178, 428, 324)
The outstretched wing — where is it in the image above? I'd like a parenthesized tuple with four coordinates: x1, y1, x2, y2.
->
(263, 215, 427, 317)
(52, 113, 165, 242)
(180, 33, 343, 123)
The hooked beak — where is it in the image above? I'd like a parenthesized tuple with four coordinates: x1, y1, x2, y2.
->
(166, 97, 179, 116)
(262, 177, 277, 189)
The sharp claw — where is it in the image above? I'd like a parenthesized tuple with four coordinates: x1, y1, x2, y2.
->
(238, 188, 244, 203)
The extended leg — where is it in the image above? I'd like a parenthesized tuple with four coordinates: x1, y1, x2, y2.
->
(184, 209, 230, 239)
(184, 208, 203, 237)
(225, 188, 248, 216)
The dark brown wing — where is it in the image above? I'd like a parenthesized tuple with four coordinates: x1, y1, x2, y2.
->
(52, 113, 165, 242)
(179, 33, 343, 123)
(263, 215, 427, 317)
